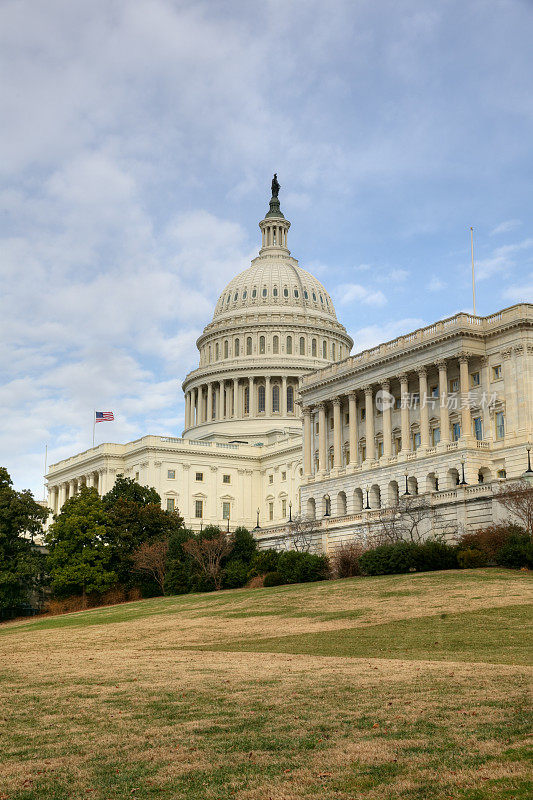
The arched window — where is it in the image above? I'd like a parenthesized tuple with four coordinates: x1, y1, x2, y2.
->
(258, 385, 265, 413)
(304, 290, 308, 299)
(322, 340, 327, 359)
(311, 339, 317, 357)
(252, 288, 257, 298)
(273, 335, 279, 354)
(244, 387, 249, 414)
(216, 342, 220, 360)
(286, 335, 292, 354)
(243, 289, 247, 299)
(294, 288, 299, 298)
(208, 345, 212, 362)
(312, 292, 317, 301)
(283, 287, 289, 298)
(259, 335, 265, 354)
(272, 385, 280, 412)
(273, 287, 278, 297)
(262, 287, 267, 297)
(224, 340, 229, 359)
(331, 343, 335, 360)
(287, 385, 294, 413)
(299, 336, 305, 355)
(234, 338, 240, 357)
(234, 291, 238, 301)
(246, 337, 252, 355)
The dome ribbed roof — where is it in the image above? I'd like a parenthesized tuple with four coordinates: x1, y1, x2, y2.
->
(213, 259, 337, 321)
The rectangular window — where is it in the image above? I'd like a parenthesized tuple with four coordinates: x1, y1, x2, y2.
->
(282, 499, 287, 517)
(329, 451, 334, 468)
(430, 385, 439, 397)
(394, 438, 401, 454)
(496, 411, 505, 440)
(269, 502, 274, 521)
(395, 397, 402, 409)
(222, 501, 230, 519)
(361, 445, 366, 461)
(222, 474, 231, 484)
(195, 472, 203, 481)
(450, 378, 459, 393)
(432, 427, 441, 446)
(473, 417, 483, 440)
(329, 417, 334, 429)
(166, 498, 175, 512)
(281, 471, 286, 481)
(195, 500, 203, 518)
(269, 474, 273, 484)
(167, 469, 175, 479)
(471, 372, 480, 387)
(493, 365, 502, 380)
(413, 432, 421, 450)
(452, 422, 461, 442)
(378, 441, 384, 457)
(497, 468, 507, 479)
(345, 413, 349, 425)
(361, 408, 366, 421)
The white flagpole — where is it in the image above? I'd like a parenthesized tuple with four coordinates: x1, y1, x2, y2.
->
(470, 226, 476, 315)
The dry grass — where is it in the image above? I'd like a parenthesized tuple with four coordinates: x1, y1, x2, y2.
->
(1, 568, 532, 799)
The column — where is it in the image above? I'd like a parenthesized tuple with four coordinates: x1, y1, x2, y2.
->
(480, 356, 491, 442)
(418, 368, 430, 449)
(207, 382, 213, 422)
(194, 387, 199, 426)
(364, 386, 375, 461)
(317, 402, 327, 475)
(265, 376, 271, 416)
(399, 373, 411, 452)
(233, 378, 239, 417)
(459, 354, 473, 441)
(199, 386, 206, 424)
(59, 483, 66, 509)
(333, 397, 342, 469)
(281, 376, 287, 416)
(348, 391, 358, 466)
(502, 348, 517, 437)
(382, 380, 392, 457)
(437, 360, 450, 443)
(69, 479, 76, 498)
(219, 380, 225, 419)
(249, 377, 256, 417)
(185, 392, 190, 429)
(303, 407, 312, 478)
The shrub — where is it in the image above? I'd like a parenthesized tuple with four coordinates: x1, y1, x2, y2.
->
(277, 551, 330, 584)
(414, 540, 458, 571)
(359, 540, 458, 576)
(496, 533, 533, 569)
(458, 524, 526, 563)
(229, 528, 257, 565)
(331, 542, 364, 578)
(248, 549, 280, 578)
(263, 571, 285, 587)
(457, 548, 487, 569)
(223, 559, 249, 589)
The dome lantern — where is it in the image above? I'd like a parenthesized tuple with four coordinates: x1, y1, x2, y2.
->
(259, 174, 291, 255)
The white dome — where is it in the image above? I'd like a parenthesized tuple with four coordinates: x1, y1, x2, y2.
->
(213, 260, 337, 321)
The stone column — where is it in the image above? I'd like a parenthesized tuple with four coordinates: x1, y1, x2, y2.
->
(399, 373, 410, 452)
(382, 380, 392, 457)
(281, 376, 287, 416)
(58, 483, 66, 509)
(233, 378, 239, 417)
(364, 386, 375, 461)
(418, 368, 430, 449)
(219, 380, 225, 420)
(459, 354, 473, 441)
(249, 377, 256, 417)
(303, 407, 312, 478)
(207, 382, 213, 422)
(317, 402, 327, 475)
(480, 356, 491, 441)
(184, 392, 190, 429)
(502, 348, 517, 437)
(348, 391, 358, 466)
(437, 360, 450, 443)
(69, 479, 76, 498)
(333, 397, 342, 470)
(265, 376, 271, 415)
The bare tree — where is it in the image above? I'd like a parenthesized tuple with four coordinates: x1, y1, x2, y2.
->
(284, 516, 317, 552)
(495, 480, 533, 535)
(132, 539, 169, 593)
(182, 532, 234, 590)
(375, 495, 451, 545)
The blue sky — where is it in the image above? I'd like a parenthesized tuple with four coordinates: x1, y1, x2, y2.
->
(1, 0, 532, 497)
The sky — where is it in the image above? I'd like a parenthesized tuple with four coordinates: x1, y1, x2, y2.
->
(1, 0, 532, 498)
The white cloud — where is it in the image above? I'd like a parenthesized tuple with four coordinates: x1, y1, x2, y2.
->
(476, 238, 533, 280)
(388, 268, 409, 282)
(350, 317, 426, 353)
(334, 283, 387, 307)
(490, 219, 522, 236)
(502, 274, 533, 303)
(428, 276, 446, 291)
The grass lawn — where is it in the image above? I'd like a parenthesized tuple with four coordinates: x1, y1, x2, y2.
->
(1, 568, 532, 799)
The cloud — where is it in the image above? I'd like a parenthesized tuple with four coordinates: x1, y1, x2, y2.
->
(502, 274, 533, 303)
(428, 276, 446, 291)
(350, 317, 426, 353)
(334, 283, 387, 307)
(490, 219, 522, 236)
(476, 238, 533, 280)
(388, 268, 409, 282)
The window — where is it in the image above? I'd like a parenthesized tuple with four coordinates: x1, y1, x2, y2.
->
(259, 335, 265, 354)
(286, 335, 292, 354)
(345, 413, 349, 425)
(496, 411, 505, 440)
(208, 345, 212, 363)
(294, 288, 299, 297)
(322, 341, 327, 359)
(430, 385, 438, 397)
(283, 287, 289, 297)
(329, 416, 334, 429)
(361, 445, 366, 461)
(246, 337, 252, 355)
(329, 450, 334, 468)
(252, 288, 257, 298)
(497, 468, 507, 479)
(272, 384, 280, 412)
(281, 471, 286, 481)
(195, 472, 203, 481)
(262, 287, 267, 297)
(395, 397, 402, 409)
(215, 343, 219, 360)
(234, 338, 240, 356)
(166, 498, 175, 512)
(258, 384, 265, 412)
(361, 407, 366, 421)
(299, 337, 305, 355)
(244, 387, 249, 414)
(273, 335, 279, 354)
(269, 502, 274, 520)
(167, 469, 175, 479)
(312, 292, 317, 301)
(319, 294, 324, 303)
(287, 385, 294, 413)
(311, 338, 317, 357)
(212, 392, 216, 418)
(450, 378, 459, 393)
(304, 290, 308, 299)
(452, 422, 461, 442)
(473, 417, 482, 440)
(269, 474, 274, 484)
(378, 441, 384, 457)
(222, 502, 230, 520)
(273, 287, 278, 297)
(394, 438, 401, 454)
(195, 500, 203, 518)
(332, 343, 336, 360)
(243, 290, 247, 299)
(471, 372, 480, 387)
(135, 472, 139, 482)
(224, 340, 229, 358)
(413, 432, 421, 450)
(234, 292, 238, 301)
(282, 499, 287, 517)
(493, 364, 502, 380)
(432, 427, 441, 446)
(222, 474, 231, 484)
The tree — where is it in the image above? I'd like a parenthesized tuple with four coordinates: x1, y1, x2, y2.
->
(284, 516, 317, 552)
(375, 495, 451, 545)
(132, 539, 169, 594)
(182, 531, 234, 590)
(495, 480, 533, 536)
(45, 487, 116, 601)
(102, 475, 161, 509)
(0, 467, 47, 611)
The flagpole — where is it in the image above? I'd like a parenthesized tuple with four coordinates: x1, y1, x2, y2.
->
(43, 444, 48, 501)
(470, 226, 476, 316)
(93, 410, 96, 448)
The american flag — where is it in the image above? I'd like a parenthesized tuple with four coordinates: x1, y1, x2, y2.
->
(95, 411, 114, 423)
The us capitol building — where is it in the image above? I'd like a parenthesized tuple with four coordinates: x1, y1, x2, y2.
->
(46, 180, 533, 550)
